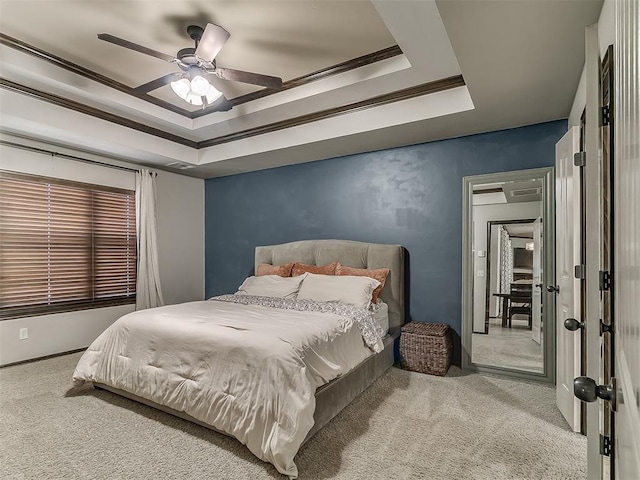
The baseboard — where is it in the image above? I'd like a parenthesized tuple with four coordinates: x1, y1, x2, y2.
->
(0, 347, 87, 368)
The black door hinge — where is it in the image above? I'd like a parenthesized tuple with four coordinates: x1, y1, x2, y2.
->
(599, 270, 612, 291)
(600, 434, 612, 457)
(600, 319, 613, 335)
(602, 106, 610, 126)
(574, 151, 586, 167)
(575, 264, 586, 279)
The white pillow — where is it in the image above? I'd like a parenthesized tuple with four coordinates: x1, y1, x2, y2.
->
(297, 273, 380, 310)
(236, 274, 306, 299)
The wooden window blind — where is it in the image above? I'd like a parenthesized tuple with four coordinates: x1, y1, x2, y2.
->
(0, 171, 136, 319)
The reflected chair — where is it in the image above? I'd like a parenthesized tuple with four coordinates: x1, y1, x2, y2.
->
(507, 283, 532, 329)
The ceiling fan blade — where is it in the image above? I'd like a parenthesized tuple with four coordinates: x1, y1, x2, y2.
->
(194, 23, 230, 62)
(215, 67, 282, 88)
(133, 73, 183, 93)
(98, 34, 175, 63)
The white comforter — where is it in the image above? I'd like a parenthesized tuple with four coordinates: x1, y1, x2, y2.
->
(73, 297, 380, 477)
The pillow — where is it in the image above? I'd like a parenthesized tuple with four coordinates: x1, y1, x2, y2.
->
(236, 274, 306, 299)
(256, 263, 294, 277)
(335, 264, 390, 304)
(291, 261, 338, 277)
(297, 273, 380, 310)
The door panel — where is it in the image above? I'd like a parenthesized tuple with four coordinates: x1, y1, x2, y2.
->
(584, 24, 602, 480)
(614, 0, 640, 476)
(555, 127, 581, 432)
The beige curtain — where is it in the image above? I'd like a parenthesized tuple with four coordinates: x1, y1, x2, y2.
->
(135, 169, 164, 310)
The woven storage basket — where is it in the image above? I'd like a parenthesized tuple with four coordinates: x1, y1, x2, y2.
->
(400, 322, 452, 376)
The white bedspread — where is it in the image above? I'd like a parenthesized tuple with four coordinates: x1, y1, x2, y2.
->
(73, 297, 379, 477)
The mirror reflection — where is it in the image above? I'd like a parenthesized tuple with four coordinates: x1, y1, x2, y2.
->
(471, 177, 544, 373)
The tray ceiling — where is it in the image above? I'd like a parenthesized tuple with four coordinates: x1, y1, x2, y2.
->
(0, 0, 603, 178)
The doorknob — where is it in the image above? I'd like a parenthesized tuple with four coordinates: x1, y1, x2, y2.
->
(546, 285, 560, 293)
(564, 318, 585, 331)
(535, 283, 543, 288)
(573, 377, 617, 410)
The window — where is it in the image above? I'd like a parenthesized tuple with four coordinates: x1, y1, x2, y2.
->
(0, 171, 136, 319)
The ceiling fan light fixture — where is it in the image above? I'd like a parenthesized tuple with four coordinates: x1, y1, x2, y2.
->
(185, 92, 204, 106)
(190, 75, 210, 96)
(170, 78, 191, 100)
(99, 23, 284, 112)
(170, 75, 220, 107)
(205, 84, 222, 104)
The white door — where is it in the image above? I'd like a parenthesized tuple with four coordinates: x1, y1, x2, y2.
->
(555, 126, 581, 432)
(613, 0, 640, 476)
(531, 217, 542, 344)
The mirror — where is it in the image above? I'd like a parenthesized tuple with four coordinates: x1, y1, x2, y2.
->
(462, 168, 555, 382)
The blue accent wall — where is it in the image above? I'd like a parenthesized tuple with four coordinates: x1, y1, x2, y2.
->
(205, 120, 567, 363)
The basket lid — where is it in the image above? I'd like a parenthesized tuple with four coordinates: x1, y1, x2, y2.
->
(401, 322, 450, 337)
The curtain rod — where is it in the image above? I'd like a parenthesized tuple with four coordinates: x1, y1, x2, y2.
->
(0, 140, 140, 174)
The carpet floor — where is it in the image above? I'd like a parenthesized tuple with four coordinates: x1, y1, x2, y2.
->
(472, 317, 544, 373)
(0, 352, 585, 480)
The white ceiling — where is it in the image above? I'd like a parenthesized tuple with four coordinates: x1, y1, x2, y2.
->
(473, 179, 543, 205)
(0, 0, 603, 178)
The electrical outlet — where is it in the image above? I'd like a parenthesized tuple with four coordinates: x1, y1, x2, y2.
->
(19, 328, 28, 340)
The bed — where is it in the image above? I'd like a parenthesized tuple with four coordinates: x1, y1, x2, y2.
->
(73, 239, 404, 478)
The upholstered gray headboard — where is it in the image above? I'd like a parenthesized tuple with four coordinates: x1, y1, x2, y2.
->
(255, 239, 405, 331)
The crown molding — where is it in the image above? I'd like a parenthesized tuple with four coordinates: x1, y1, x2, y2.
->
(1, 74, 465, 150)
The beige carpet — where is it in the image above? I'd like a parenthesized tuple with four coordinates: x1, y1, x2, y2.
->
(0, 352, 585, 479)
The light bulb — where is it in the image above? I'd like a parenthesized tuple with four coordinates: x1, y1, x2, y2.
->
(205, 84, 222, 104)
(190, 75, 210, 96)
(185, 92, 203, 106)
(170, 78, 190, 100)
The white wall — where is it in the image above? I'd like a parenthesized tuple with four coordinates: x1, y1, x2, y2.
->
(0, 138, 205, 365)
(568, 0, 615, 127)
(472, 201, 542, 333)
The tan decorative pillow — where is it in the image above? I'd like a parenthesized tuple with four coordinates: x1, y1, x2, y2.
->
(291, 261, 338, 277)
(335, 264, 390, 304)
(256, 263, 294, 277)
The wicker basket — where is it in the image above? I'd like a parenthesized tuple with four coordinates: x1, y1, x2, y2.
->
(400, 322, 452, 376)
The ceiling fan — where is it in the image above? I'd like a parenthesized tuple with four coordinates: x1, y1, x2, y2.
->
(98, 23, 283, 110)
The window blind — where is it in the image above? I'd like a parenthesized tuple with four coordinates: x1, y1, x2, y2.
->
(0, 171, 136, 319)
